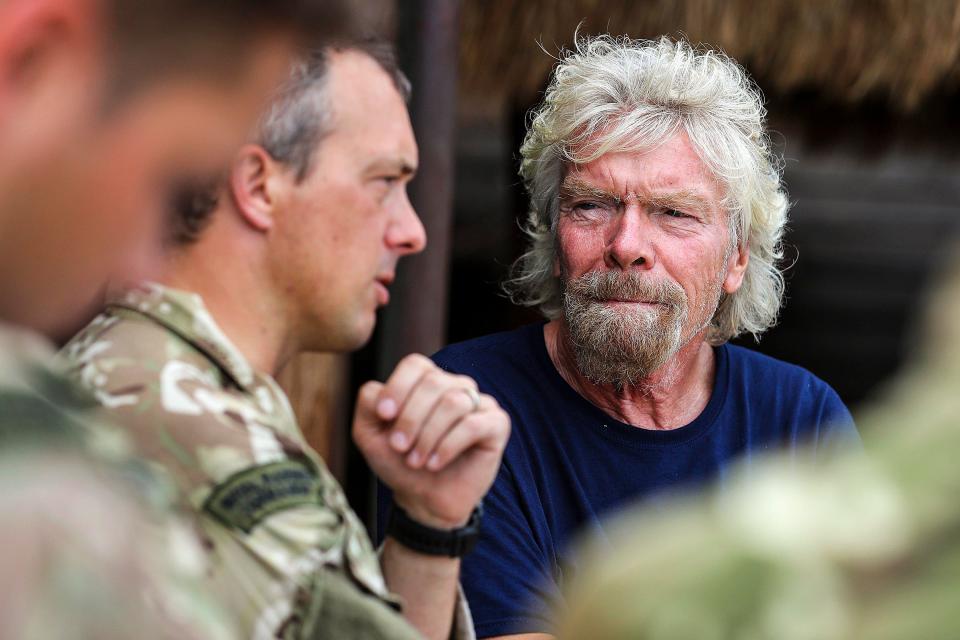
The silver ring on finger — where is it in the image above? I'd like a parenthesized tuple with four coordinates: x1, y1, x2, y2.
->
(460, 387, 481, 413)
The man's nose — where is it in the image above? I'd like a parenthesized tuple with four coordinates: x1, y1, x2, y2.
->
(387, 191, 427, 256)
(605, 206, 655, 270)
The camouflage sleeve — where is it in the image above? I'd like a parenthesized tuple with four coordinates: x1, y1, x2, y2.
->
(557, 444, 945, 640)
(68, 319, 421, 639)
(0, 452, 236, 640)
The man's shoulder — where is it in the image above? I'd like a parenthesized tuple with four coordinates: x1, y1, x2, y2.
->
(721, 344, 855, 438)
(433, 323, 545, 372)
(64, 308, 224, 401)
(723, 343, 835, 392)
(0, 453, 238, 640)
(67, 307, 204, 365)
(62, 310, 253, 471)
(0, 325, 108, 451)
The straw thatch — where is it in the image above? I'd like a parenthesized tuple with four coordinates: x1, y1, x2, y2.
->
(460, 0, 960, 111)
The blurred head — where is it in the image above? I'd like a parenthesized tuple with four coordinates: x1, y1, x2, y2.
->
(506, 35, 789, 349)
(0, 0, 351, 340)
(170, 40, 424, 355)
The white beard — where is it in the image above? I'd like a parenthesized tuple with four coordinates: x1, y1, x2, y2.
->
(562, 268, 725, 387)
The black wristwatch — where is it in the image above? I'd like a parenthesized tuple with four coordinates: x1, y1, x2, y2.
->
(386, 502, 483, 558)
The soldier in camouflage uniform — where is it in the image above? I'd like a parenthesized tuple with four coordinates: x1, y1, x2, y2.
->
(0, 0, 349, 636)
(0, 324, 238, 640)
(558, 257, 960, 639)
(63, 40, 511, 640)
(64, 283, 419, 638)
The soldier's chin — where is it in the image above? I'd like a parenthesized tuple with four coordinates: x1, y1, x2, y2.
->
(338, 315, 378, 354)
(293, 313, 373, 355)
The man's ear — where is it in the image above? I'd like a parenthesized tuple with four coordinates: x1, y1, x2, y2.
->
(0, 0, 96, 115)
(229, 144, 285, 232)
(723, 243, 750, 294)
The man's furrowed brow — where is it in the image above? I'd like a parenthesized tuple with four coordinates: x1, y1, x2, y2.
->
(559, 177, 619, 202)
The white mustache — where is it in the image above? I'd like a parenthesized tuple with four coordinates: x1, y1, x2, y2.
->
(566, 271, 686, 308)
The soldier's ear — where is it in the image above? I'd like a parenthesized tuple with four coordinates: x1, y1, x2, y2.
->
(229, 144, 277, 232)
(0, 0, 98, 128)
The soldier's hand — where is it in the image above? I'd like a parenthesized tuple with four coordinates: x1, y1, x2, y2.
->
(352, 354, 510, 529)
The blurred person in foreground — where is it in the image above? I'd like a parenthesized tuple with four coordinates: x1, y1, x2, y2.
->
(0, 0, 350, 636)
(412, 35, 860, 639)
(0, 0, 347, 342)
(63, 39, 510, 640)
(559, 251, 960, 640)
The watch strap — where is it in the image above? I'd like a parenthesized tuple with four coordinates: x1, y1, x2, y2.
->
(386, 502, 483, 558)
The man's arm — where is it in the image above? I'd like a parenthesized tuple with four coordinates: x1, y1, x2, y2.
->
(379, 537, 462, 639)
(353, 354, 510, 640)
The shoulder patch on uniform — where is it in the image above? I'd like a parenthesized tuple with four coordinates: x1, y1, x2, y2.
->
(203, 459, 322, 533)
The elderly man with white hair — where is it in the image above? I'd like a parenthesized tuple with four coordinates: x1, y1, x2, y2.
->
(381, 36, 860, 639)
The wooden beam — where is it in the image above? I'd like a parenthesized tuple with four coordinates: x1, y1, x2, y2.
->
(378, 0, 463, 373)
(277, 353, 351, 483)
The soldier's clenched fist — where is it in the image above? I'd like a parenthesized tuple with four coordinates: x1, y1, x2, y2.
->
(352, 354, 510, 529)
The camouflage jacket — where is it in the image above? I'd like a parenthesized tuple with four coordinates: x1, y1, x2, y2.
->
(63, 284, 436, 640)
(0, 323, 235, 639)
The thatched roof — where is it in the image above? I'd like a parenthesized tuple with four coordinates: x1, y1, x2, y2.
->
(460, 0, 960, 111)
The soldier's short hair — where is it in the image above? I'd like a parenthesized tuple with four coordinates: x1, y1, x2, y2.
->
(258, 39, 410, 182)
(168, 37, 409, 247)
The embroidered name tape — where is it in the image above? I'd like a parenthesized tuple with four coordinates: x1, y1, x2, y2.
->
(204, 459, 322, 532)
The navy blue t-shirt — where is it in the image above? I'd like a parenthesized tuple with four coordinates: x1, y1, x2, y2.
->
(378, 323, 858, 638)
